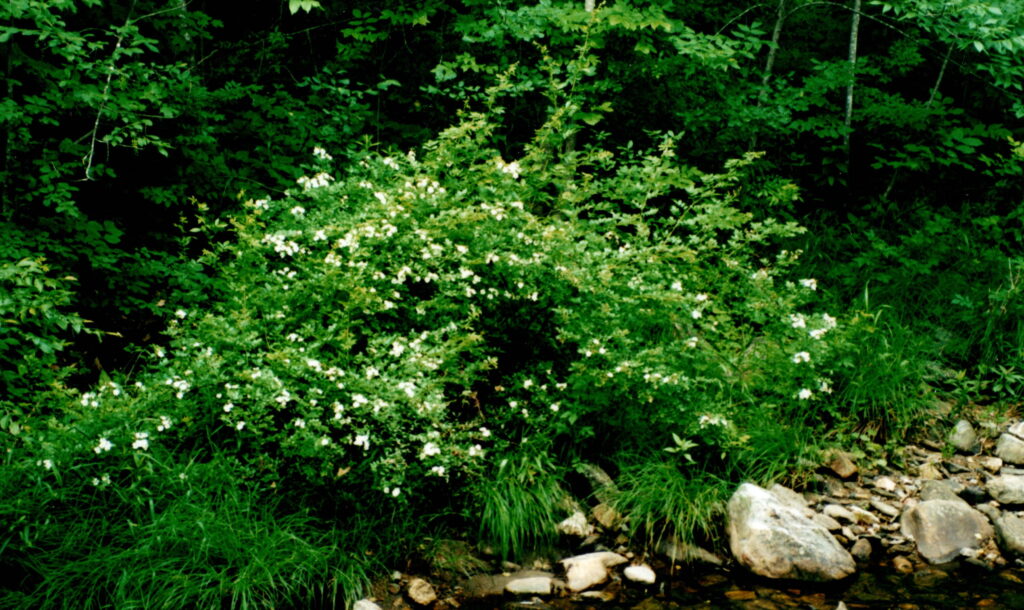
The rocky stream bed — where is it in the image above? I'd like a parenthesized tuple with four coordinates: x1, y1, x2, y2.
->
(352, 414, 1024, 610)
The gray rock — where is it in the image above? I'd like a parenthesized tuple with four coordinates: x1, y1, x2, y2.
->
(851, 538, 873, 562)
(591, 503, 621, 529)
(578, 463, 618, 503)
(995, 434, 1024, 464)
(769, 484, 809, 510)
(977, 456, 1003, 473)
(727, 483, 856, 581)
(557, 510, 593, 537)
(900, 500, 994, 564)
(406, 578, 437, 606)
(826, 451, 859, 479)
(657, 536, 723, 566)
(1007, 421, 1024, 439)
(994, 512, 1024, 557)
(461, 574, 510, 598)
(920, 480, 966, 504)
(949, 420, 980, 453)
(823, 503, 856, 523)
(814, 513, 843, 531)
(505, 576, 555, 595)
(870, 499, 900, 519)
(849, 505, 879, 525)
(987, 475, 1024, 504)
(975, 503, 1001, 522)
(623, 564, 657, 584)
(560, 551, 627, 592)
(353, 600, 383, 610)
(872, 476, 898, 493)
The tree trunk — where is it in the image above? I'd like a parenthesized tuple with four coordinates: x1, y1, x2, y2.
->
(843, 0, 862, 165)
(927, 46, 952, 107)
(750, 0, 788, 150)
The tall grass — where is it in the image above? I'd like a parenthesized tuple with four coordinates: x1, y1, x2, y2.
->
(473, 451, 564, 560)
(612, 460, 730, 549)
(0, 461, 375, 610)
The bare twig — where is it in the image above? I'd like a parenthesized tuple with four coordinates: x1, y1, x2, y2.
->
(82, 2, 138, 180)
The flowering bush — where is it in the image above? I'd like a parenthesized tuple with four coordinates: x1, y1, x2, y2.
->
(4, 108, 860, 604)
(22, 110, 846, 503)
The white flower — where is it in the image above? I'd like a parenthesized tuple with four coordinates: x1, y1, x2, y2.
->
(522, 379, 534, 389)
(698, 414, 728, 427)
(797, 388, 813, 400)
(175, 309, 187, 319)
(296, 172, 333, 190)
(422, 442, 441, 457)
(294, 418, 306, 429)
(691, 309, 702, 319)
(223, 402, 234, 413)
(685, 336, 699, 348)
(157, 415, 173, 431)
(391, 487, 401, 497)
(430, 465, 446, 476)
(290, 206, 306, 216)
(312, 146, 333, 160)
(38, 459, 53, 470)
(468, 444, 484, 457)
(236, 421, 246, 431)
(479, 426, 491, 438)
(809, 328, 828, 340)
(790, 314, 807, 329)
(792, 351, 811, 364)
(132, 432, 150, 451)
(671, 281, 683, 291)
(354, 434, 370, 449)
(382, 156, 400, 170)
(695, 293, 708, 302)
(799, 278, 818, 290)
(819, 380, 833, 394)
(822, 313, 838, 329)
(496, 158, 522, 179)
(550, 403, 560, 412)
(319, 437, 331, 446)
(94, 437, 113, 454)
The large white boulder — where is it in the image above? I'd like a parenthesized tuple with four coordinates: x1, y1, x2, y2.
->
(727, 483, 856, 581)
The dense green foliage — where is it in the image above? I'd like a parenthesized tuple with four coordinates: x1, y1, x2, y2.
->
(2, 0, 1021, 607)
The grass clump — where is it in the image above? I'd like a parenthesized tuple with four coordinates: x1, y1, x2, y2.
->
(474, 450, 565, 560)
(612, 460, 730, 549)
(0, 458, 375, 610)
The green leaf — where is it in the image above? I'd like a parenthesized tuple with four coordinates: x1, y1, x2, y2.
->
(289, 0, 321, 15)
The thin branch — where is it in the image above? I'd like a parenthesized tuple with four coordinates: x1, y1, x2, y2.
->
(82, 2, 138, 181)
(128, 0, 195, 25)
